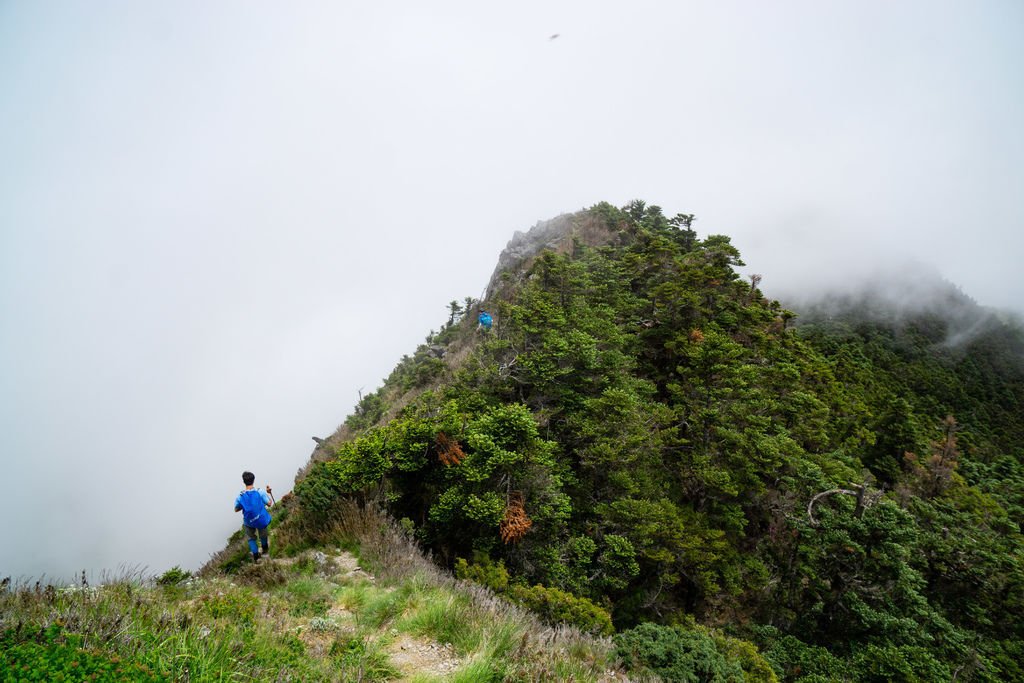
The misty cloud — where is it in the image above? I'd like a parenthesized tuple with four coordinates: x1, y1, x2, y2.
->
(1, 1, 1021, 579)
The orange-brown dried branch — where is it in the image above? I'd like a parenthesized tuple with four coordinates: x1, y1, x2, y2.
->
(436, 432, 465, 467)
(500, 492, 532, 544)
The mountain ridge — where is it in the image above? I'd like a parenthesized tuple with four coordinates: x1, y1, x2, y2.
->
(274, 200, 1022, 681)
(5, 200, 1022, 681)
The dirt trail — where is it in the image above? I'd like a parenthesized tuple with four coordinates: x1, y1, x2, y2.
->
(389, 634, 462, 680)
(273, 549, 464, 681)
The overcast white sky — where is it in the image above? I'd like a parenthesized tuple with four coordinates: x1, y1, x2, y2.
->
(2, 1, 1022, 580)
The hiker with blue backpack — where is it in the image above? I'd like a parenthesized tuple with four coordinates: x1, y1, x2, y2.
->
(235, 471, 274, 563)
(477, 310, 493, 331)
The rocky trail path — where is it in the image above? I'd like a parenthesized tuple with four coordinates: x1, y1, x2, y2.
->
(266, 549, 464, 682)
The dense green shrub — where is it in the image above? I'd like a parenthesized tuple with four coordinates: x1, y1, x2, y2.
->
(614, 622, 748, 682)
(293, 460, 345, 525)
(156, 565, 191, 586)
(851, 643, 950, 682)
(710, 632, 779, 683)
(455, 554, 613, 635)
(0, 625, 166, 682)
(753, 627, 853, 681)
(506, 584, 613, 636)
(454, 553, 510, 592)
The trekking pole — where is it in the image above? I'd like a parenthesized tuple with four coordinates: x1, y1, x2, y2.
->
(267, 485, 277, 507)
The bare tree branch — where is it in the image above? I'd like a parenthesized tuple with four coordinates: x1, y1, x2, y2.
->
(807, 482, 880, 526)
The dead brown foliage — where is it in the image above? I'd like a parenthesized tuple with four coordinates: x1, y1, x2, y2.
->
(500, 492, 532, 544)
(436, 432, 465, 467)
(689, 328, 705, 343)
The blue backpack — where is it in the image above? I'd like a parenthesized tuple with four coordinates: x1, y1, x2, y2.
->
(239, 490, 271, 529)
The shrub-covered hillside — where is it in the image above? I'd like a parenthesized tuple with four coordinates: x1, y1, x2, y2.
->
(287, 201, 1024, 681)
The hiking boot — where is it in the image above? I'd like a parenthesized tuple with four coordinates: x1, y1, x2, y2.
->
(252, 552, 261, 563)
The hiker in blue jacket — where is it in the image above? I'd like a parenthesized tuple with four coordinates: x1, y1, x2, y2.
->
(477, 310, 493, 331)
(234, 471, 273, 562)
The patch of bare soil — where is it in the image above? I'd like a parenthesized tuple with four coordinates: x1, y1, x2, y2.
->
(331, 549, 375, 583)
(388, 634, 462, 680)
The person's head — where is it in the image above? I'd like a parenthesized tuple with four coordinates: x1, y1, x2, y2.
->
(242, 471, 255, 486)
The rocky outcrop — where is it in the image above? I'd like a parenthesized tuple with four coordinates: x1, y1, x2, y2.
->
(484, 211, 621, 301)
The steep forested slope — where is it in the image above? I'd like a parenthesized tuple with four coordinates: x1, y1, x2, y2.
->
(284, 201, 1024, 681)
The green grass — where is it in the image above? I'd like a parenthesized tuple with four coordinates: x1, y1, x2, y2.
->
(358, 588, 413, 629)
(198, 584, 259, 620)
(329, 633, 399, 681)
(335, 581, 383, 613)
(0, 574, 343, 682)
(399, 591, 481, 654)
(279, 577, 332, 617)
(4, 509, 624, 681)
(451, 657, 504, 683)
(475, 619, 521, 662)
